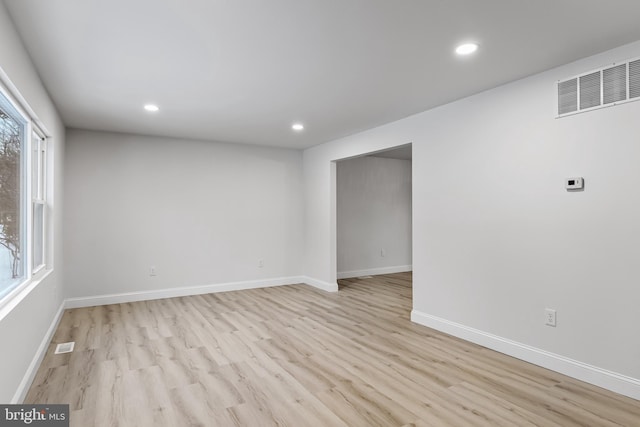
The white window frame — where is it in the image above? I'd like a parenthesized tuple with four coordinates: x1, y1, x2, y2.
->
(0, 78, 52, 312)
(31, 128, 46, 275)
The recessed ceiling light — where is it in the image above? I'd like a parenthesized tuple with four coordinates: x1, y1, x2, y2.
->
(292, 123, 304, 131)
(455, 43, 479, 55)
(144, 104, 159, 112)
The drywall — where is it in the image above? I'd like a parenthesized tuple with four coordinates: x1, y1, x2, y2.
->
(304, 40, 640, 397)
(64, 129, 304, 299)
(0, 2, 66, 403)
(337, 156, 411, 278)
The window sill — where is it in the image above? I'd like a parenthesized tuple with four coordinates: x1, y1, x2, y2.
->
(32, 264, 46, 278)
(0, 268, 54, 322)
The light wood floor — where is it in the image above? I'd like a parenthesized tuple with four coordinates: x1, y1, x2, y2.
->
(26, 272, 640, 426)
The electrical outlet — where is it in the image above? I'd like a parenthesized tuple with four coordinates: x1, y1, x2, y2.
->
(150, 266, 157, 277)
(545, 308, 556, 327)
(258, 259, 264, 268)
(381, 249, 386, 257)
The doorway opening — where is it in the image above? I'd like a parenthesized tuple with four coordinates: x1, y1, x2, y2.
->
(334, 143, 413, 307)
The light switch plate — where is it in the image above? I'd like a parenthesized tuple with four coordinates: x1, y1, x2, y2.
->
(565, 177, 584, 190)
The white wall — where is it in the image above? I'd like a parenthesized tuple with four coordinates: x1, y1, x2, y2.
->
(303, 40, 640, 398)
(0, 1, 65, 403)
(337, 156, 411, 278)
(64, 129, 304, 300)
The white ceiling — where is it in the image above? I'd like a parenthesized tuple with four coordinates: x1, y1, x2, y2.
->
(5, 0, 640, 149)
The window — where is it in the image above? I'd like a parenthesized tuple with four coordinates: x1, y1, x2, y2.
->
(0, 87, 49, 303)
(0, 92, 26, 299)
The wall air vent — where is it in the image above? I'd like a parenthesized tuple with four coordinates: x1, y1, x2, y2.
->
(558, 78, 578, 115)
(603, 64, 626, 104)
(629, 59, 640, 99)
(579, 71, 601, 110)
(557, 56, 640, 118)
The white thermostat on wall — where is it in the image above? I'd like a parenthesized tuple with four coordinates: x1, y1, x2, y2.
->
(565, 177, 584, 190)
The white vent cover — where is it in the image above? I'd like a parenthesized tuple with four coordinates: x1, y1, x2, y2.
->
(557, 57, 640, 117)
(629, 59, 640, 99)
(558, 78, 578, 115)
(54, 342, 75, 354)
(579, 71, 601, 110)
(603, 64, 626, 104)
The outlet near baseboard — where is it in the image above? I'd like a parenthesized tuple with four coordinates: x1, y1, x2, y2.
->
(545, 308, 557, 327)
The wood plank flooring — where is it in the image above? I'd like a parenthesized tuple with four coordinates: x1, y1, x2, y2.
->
(26, 272, 640, 426)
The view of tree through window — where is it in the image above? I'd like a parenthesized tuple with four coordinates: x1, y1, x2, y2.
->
(0, 103, 25, 297)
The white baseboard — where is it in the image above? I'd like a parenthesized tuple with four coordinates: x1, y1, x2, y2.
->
(299, 276, 339, 292)
(12, 301, 65, 403)
(337, 265, 412, 279)
(65, 276, 317, 309)
(411, 310, 640, 401)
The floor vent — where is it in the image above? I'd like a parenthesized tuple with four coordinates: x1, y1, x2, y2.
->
(557, 56, 640, 117)
(54, 342, 75, 354)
